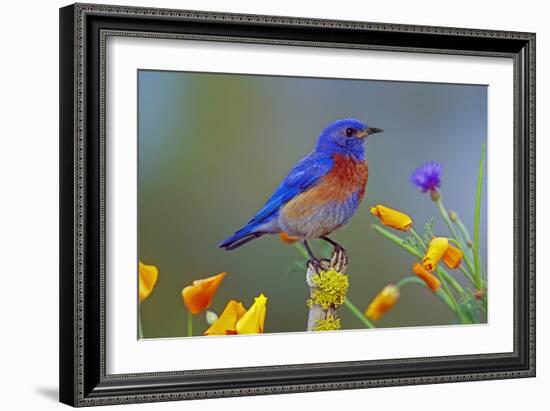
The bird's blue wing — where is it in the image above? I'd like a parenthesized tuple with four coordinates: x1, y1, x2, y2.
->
(247, 152, 334, 226)
(218, 151, 334, 250)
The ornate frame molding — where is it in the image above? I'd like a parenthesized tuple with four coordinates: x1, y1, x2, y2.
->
(60, 3, 535, 407)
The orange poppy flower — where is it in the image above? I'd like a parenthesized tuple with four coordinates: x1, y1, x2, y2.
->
(412, 263, 441, 292)
(204, 300, 247, 335)
(422, 237, 449, 271)
(365, 285, 400, 321)
(139, 261, 159, 303)
(204, 294, 268, 336)
(236, 294, 268, 334)
(370, 205, 413, 231)
(181, 272, 226, 314)
(443, 244, 464, 269)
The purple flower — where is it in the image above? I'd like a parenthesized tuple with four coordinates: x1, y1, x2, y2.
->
(411, 161, 442, 193)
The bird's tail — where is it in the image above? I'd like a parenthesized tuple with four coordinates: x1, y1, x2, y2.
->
(219, 225, 265, 250)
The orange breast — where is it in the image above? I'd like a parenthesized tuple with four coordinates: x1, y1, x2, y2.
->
(282, 154, 368, 219)
(326, 154, 369, 201)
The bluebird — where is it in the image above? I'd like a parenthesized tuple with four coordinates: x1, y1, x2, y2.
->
(219, 118, 383, 263)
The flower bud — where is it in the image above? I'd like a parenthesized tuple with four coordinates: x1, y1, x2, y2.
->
(370, 205, 413, 231)
(182, 272, 227, 314)
(422, 237, 449, 271)
(205, 310, 219, 325)
(139, 261, 159, 303)
(429, 189, 440, 202)
(365, 285, 400, 321)
(412, 263, 441, 292)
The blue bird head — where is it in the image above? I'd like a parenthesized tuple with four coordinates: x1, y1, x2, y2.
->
(315, 118, 383, 160)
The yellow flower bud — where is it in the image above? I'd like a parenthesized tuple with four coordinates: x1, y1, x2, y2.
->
(139, 261, 159, 303)
(422, 237, 449, 271)
(365, 285, 400, 321)
(370, 205, 413, 231)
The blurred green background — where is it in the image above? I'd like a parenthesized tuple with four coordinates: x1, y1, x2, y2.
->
(138, 70, 487, 338)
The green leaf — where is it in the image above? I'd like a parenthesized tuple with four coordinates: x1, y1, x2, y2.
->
(457, 291, 485, 324)
(473, 144, 486, 290)
(423, 218, 435, 244)
(372, 224, 422, 258)
(316, 240, 333, 260)
(404, 236, 419, 249)
(287, 260, 306, 274)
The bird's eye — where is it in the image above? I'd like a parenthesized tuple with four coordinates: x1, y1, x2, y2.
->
(345, 128, 355, 137)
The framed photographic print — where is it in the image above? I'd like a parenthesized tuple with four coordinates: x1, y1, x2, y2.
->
(59, 3, 536, 407)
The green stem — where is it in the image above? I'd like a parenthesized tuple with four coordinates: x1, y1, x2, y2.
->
(455, 215, 473, 246)
(451, 215, 475, 270)
(395, 276, 457, 316)
(471, 244, 487, 283)
(435, 266, 464, 294)
(448, 238, 461, 248)
(187, 311, 193, 337)
(436, 270, 458, 310)
(435, 289, 458, 313)
(459, 265, 475, 286)
(435, 198, 475, 275)
(435, 198, 461, 243)
(473, 144, 486, 290)
(410, 228, 426, 250)
(435, 271, 470, 324)
(445, 232, 476, 286)
(372, 224, 423, 258)
(293, 242, 310, 260)
(480, 293, 488, 312)
(396, 276, 426, 289)
(373, 224, 464, 295)
(343, 297, 376, 329)
(138, 306, 144, 339)
(372, 223, 466, 320)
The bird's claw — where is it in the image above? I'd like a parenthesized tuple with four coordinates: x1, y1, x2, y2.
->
(307, 258, 329, 273)
(306, 258, 330, 287)
(330, 246, 348, 272)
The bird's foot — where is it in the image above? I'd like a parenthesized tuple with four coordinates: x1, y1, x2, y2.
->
(307, 258, 330, 273)
(330, 246, 349, 272)
(306, 258, 331, 287)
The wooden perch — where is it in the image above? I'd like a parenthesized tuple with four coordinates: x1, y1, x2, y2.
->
(306, 248, 349, 331)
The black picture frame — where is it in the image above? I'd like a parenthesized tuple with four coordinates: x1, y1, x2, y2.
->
(59, 3, 536, 407)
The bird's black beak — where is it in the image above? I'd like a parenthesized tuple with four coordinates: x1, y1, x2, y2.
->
(366, 127, 383, 136)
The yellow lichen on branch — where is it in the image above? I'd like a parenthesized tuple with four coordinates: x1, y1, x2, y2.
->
(307, 268, 349, 310)
(305, 248, 349, 331)
(313, 315, 341, 331)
